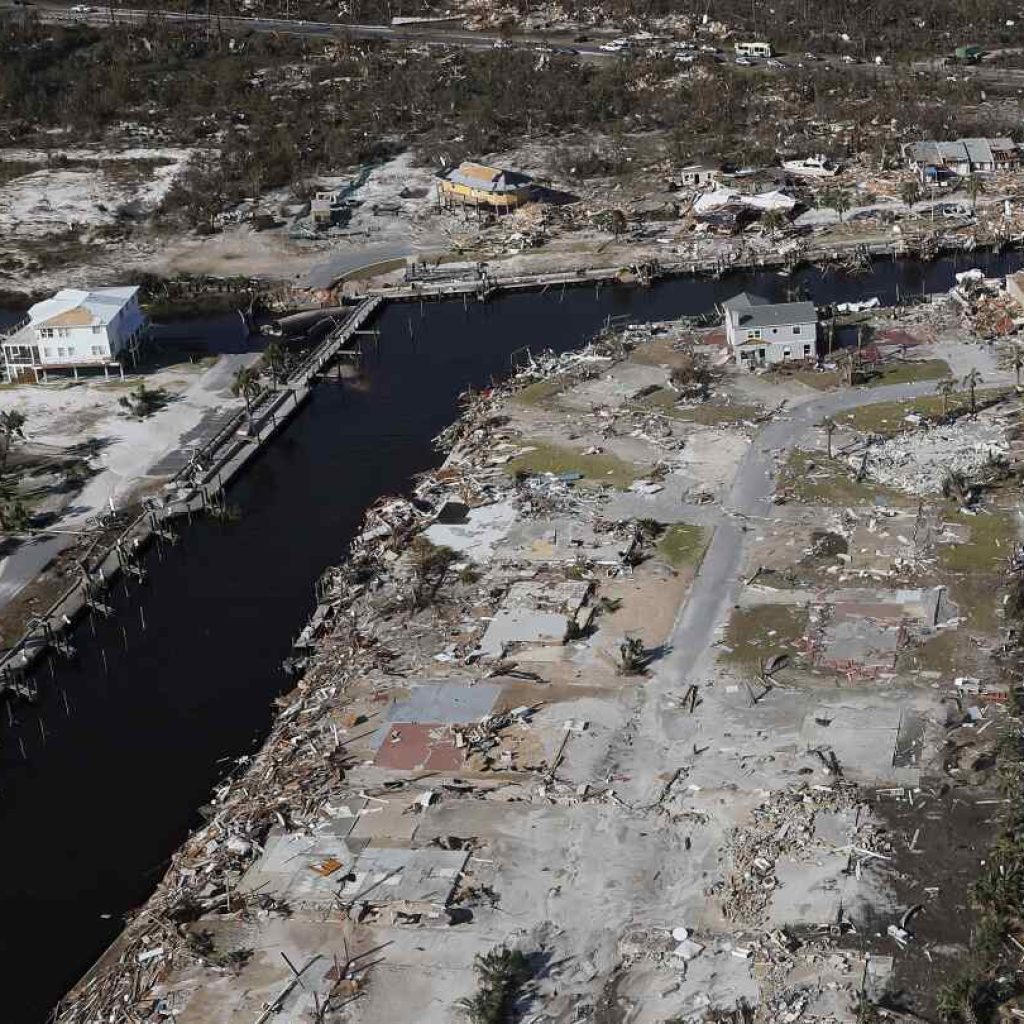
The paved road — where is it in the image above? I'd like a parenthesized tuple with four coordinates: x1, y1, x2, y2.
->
(7, 1, 616, 57)
(12, 1, 1024, 86)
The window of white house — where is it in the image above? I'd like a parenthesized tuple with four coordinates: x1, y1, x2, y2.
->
(747, 329, 761, 340)
(803, 345, 811, 355)
(57, 347, 66, 358)
(92, 326, 101, 334)
(90, 346, 104, 356)
(783, 348, 792, 358)
(57, 328, 69, 338)
(793, 326, 802, 335)
(39, 328, 54, 339)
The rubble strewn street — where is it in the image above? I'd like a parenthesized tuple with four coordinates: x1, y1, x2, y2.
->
(51, 291, 1024, 1024)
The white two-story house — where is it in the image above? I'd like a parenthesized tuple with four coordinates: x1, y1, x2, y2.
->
(723, 291, 818, 367)
(1, 286, 148, 383)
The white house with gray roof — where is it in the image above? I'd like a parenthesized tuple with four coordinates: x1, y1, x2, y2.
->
(723, 292, 817, 367)
(1, 286, 147, 383)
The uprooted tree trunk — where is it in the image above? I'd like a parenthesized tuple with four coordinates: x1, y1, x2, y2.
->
(617, 635, 646, 674)
(942, 469, 976, 507)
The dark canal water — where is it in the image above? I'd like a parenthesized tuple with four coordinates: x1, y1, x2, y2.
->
(2, 249, 1024, 1022)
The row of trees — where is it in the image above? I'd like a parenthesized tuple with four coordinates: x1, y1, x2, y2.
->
(0, 410, 28, 532)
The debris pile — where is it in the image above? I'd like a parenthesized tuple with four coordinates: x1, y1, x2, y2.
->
(855, 416, 1010, 494)
(717, 783, 879, 924)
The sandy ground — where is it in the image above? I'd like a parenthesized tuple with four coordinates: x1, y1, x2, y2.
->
(0, 147, 192, 239)
(158, 151, 451, 288)
(0, 352, 254, 609)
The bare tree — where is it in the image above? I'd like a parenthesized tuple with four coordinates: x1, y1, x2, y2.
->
(935, 376, 956, 415)
(962, 367, 982, 413)
(822, 416, 837, 458)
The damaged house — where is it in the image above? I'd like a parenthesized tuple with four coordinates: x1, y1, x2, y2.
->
(436, 161, 534, 213)
(903, 137, 1020, 184)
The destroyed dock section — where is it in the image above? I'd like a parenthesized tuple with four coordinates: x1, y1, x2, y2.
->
(56, 301, 1024, 1024)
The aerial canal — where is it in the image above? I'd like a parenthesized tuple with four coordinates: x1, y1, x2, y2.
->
(1, 249, 1023, 1022)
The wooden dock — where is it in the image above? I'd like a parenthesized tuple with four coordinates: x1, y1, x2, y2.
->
(367, 233, 1000, 302)
(0, 296, 383, 692)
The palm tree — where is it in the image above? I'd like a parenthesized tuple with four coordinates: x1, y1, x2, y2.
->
(261, 341, 287, 389)
(935, 377, 956, 415)
(966, 175, 983, 213)
(608, 208, 627, 238)
(0, 410, 26, 476)
(822, 416, 837, 458)
(962, 367, 982, 413)
(762, 208, 785, 238)
(900, 179, 921, 212)
(231, 364, 262, 434)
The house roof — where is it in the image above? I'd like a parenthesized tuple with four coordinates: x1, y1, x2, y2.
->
(725, 293, 817, 330)
(937, 141, 970, 163)
(28, 287, 138, 330)
(906, 137, 1018, 168)
(723, 291, 770, 310)
(439, 161, 533, 194)
(962, 138, 994, 165)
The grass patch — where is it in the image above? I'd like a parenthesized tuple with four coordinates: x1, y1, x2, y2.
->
(777, 450, 912, 506)
(840, 387, 1012, 436)
(722, 604, 808, 667)
(783, 368, 840, 390)
(899, 628, 962, 674)
(637, 387, 759, 425)
(657, 524, 709, 569)
(511, 377, 566, 407)
(628, 338, 707, 371)
(505, 441, 643, 490)
(938, 509, 1018, 635)
(776, 358, 950, 394)
(864, 358, 951, 387)
(341, 256, 407, 282)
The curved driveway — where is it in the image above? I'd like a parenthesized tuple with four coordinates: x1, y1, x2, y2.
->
(660, 368, 1009, 699)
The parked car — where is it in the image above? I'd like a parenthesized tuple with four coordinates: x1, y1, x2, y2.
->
(735, 56, 753, 65)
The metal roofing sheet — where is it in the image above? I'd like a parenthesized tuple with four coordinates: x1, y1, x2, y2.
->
(962, 138, 993, 164)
